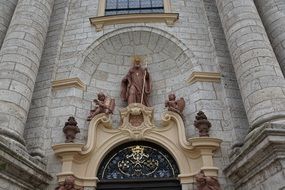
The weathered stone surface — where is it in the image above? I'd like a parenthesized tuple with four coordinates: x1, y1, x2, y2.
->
(0, 136, 52, 189)
(0, 0, 18, 49)
(224, 121, 285, 190)
(0, 0, 55, 145)
(215, 0, 285, 129)
(0, 0, 284, 189)
(255, 0, 285, 76)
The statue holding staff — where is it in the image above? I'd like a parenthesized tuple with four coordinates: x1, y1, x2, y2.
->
(121, 56, 152, 107)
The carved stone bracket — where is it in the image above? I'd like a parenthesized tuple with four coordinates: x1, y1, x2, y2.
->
(52, 104, 222, 187)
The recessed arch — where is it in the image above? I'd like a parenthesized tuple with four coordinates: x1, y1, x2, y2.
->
(70, 26, 199, 86)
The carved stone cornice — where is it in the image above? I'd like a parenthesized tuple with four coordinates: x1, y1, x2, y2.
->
(187, 72, 221, 84)
(52, 104, 222, 187)
(89, 13, 179, 31)
(224, 121, 285, 189)
(0, 138, 52, 189)
(52, 78, 86, 91)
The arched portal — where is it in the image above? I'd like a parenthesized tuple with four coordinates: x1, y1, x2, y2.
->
(52, 103, 222, 190)
(96, 141, 181, 190)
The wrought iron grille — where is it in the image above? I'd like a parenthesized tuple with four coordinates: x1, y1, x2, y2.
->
(105, 0, 164, 16)
(97, 141, 180, 180)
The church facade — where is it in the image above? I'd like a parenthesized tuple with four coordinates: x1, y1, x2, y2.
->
(0, 0, 285, 189)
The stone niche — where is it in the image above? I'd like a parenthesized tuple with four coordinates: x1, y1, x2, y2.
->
(52, 103, 222, 189)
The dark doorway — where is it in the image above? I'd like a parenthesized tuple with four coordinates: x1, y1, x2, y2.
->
(97, 179, 181, 190)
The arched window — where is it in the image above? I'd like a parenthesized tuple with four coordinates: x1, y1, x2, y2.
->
(97, 141, 180, 180)
(105, 0, 164, 16)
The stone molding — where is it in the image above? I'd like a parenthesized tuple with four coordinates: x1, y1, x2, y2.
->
(224, 121, 285, 189)
(52, 103, 222, 187)
(0, 138, 52, 189)
(52, 78, 86, 91)
(188, 72, 221, 84)
(89, 13, 179, 31)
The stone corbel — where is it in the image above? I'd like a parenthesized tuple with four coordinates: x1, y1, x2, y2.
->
(187, 72, 221, 84)
(52, 77, 86, 91)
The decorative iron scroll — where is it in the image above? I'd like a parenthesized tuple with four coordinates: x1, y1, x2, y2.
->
(97, 142, 180, 180)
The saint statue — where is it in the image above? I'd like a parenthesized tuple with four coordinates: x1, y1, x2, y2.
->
(121, 56, 152, 107)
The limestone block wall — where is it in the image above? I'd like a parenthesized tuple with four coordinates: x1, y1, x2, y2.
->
(24, 0, 251, 189)
(0, 0, 18, 49)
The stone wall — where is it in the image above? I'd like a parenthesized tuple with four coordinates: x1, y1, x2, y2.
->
(18, 0, 256, 189)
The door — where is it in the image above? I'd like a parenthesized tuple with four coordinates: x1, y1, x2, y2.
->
(97, 179, 181, 190)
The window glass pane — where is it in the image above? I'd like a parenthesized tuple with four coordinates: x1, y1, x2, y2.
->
(105, 11, 117, 15)
(117, 10, 129, 15)
(141, 0, 151, 8)
(152, 0, 163, 7)
(129, 9, 140, 14)
(129, 0, 140, 8)
(141, 9, 153, 13)
(105, 0, 165, 15)
(117, 0, 128, 9)
(106, 0, 117, 9)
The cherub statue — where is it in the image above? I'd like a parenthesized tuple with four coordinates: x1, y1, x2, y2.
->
(55, 176, 83, 190)
(165, 93, 185, 118)
(195, 170, 221, 190)
(87, 92, 115, 121)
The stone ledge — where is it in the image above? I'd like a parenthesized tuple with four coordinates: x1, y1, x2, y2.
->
(0, 137, 52, 189)
(89, 13, 179, 31)
(224, 121, 285, 189)
(187, 72, 221, 84)
(52, 77, 86, 91)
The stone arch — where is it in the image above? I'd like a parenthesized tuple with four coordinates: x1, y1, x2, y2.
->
(69, 26, 200, 124)
(52, 107, 222, 188)
(69, 26, 199, 86)
(96, 141, 181, 180)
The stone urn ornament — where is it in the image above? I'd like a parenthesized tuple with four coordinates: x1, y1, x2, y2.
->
(194, 111, 212, 137)
(63, 117, 80, 143)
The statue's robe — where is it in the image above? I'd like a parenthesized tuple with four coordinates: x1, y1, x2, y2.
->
(121, 67, 151, 107)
